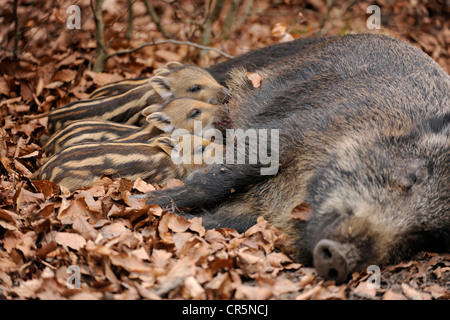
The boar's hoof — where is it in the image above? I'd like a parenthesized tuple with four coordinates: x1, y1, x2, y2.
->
(313, 239, 356, 284)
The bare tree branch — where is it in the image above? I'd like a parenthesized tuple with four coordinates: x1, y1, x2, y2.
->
(107, 39, 234, 59)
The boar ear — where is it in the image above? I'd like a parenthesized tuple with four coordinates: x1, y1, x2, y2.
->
(396, 164, 428, 192)
(150, 76, 174, 100)
(147, 112, 175, 133)
(142, 104, 163, 117)
(427, 112, 450, 134)
(153, 136, 176, 155)
(291, 202, 314, 221)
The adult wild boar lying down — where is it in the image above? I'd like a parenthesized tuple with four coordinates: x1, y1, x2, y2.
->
(137, 34, 450, 283)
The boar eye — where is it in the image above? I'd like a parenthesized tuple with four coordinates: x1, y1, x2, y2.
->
(188, 84, 203, 93)
(188, 108, 201, 118)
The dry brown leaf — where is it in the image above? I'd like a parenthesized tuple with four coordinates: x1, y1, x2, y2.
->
(164, 178, 185, 189)
(11, 279, 43, 299)
(182, 276, 206, 299)
(72, 215, 98, 240)
(401, 283, 432, 300)
(315, 285, 347, 300)
(158, 212, 174, 244)
(354, 281, 377, 297)
(110, 252, 152, 273)
(148, 204, 163, 217)
(151, 249, 173, 270)
(16, 188, 45, 208)
(97, 222, 128, 242)
(246, 72, 263, 88)
(0, 208, 19, 227)
(235, 284, 273, 300)
(0, 77, 10, 96)
(188, 216, 205, 236)
(55, 232, 86, 251)
(295, 285, 322, 300)
(32, 180, 59, 198)
(382, 288, 407, 300)
(271, 277, 301, 295)
(131, 247, 150, 261)
(155, 257, 196, 296)
(44, 81, 64, 89)
(85, 70, 123, 87)
(299, 273, 316, 288)
(58, 197, 89, 224)
(423, 284, 450, 300)
(53, 69, 77, 83)
(267, 252, 292, 268)
(79, 191, 102, 213)
(154, 50, 181, 62)
(133, 177, 156, 193)
(167, 213, 191, 233)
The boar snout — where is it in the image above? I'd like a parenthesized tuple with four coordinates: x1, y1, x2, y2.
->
(313, 239, 358, 283)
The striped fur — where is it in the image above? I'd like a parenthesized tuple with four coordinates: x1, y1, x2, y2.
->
(87, 62, 182, 99)
(26, 62, 227, 134)
(89, 77, 150, 99)
(42, 98, 225, 155)
(34, 135, 223, 191)
(41, 120, 140, 155)
(46, 84, 157, 133)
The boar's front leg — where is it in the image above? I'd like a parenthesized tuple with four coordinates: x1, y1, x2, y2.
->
(135, 163, 268, 209)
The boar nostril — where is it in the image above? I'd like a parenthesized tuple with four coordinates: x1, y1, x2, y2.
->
(328, 268, 339, 280)
(320, 247, 332, 260)
(313, 239, 353, 284)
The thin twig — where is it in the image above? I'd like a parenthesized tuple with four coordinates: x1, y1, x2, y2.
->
(318, 0, 336, 35)
(91, 0, 109, 72)
(223, 0, 242, 39)
(142, 0, 171, 38)
(107, 39, 234, 59)
(13, 0, 19, 59)
(125, 0, 134, 39)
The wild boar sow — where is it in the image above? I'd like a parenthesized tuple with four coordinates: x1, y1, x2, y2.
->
(138, 34, 450, 283)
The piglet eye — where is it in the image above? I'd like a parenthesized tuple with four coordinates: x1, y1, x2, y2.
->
(188, 108, 201, 118)
(188, 84, 202, 93)
(194, 145, 206, 155)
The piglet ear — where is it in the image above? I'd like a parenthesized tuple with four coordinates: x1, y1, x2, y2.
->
(153, 68, 170, 76)
(150, 76, 174, 100)
(141, 104, 163, 117)
(165, 61, 183, 69)
(291, 202, 314, 221)
(153, 136, 176, 155)
(146, 112, 175, 133)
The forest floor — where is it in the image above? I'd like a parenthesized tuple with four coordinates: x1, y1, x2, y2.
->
(0, 0, 449, 300)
